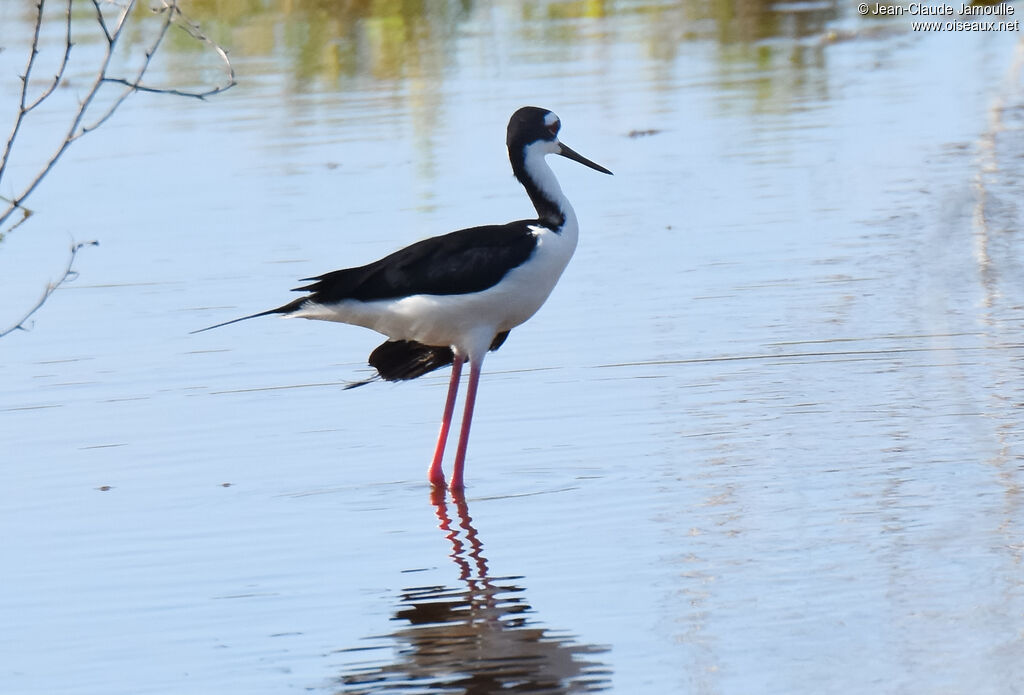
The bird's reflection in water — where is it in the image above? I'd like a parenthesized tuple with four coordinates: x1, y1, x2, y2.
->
(335, 488, 610, 694)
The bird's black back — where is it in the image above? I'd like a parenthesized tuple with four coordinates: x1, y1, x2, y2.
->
(295, 222, 539, 304)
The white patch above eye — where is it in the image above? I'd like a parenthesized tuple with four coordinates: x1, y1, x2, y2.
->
(543, 111, 559, 127)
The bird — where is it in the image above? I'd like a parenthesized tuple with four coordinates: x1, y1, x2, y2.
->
(194, 106, 612, 490)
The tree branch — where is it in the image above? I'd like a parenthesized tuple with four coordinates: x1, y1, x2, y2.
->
(25, 0, 73, 113)
(0, 240, 98, 338)
(0, 0, 47, 188)
(0, 0, 236, 337)
(0, 0, 236, 231)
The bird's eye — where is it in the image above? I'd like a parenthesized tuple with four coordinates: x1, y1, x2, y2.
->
(548, 120, 560, 136)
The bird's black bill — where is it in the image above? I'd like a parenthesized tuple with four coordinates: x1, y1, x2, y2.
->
(557, 142, 613, 175)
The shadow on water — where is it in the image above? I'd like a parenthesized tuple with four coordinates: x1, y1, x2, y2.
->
(334, 489, 610, 694)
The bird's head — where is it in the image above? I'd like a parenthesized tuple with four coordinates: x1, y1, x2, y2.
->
(506, 106, 613, 176)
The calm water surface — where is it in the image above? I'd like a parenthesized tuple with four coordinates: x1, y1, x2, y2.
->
(2, 1, 1023, 693)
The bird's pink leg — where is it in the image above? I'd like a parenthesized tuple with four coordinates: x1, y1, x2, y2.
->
(428, 358, 463, 487)
(449, 357, 482, 491)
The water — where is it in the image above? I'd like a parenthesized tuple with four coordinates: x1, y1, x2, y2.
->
(2, 1, 1023, 693)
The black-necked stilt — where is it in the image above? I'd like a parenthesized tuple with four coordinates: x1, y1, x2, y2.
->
(195, 106, 612, 489)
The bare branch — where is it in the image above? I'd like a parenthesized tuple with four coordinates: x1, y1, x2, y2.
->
(0, 203, 33, 243)
(81, 0, 176, 135)
(0, 0, 133, 229)
(25, 0, 74, 112)
(0, 0, 236, 338)
(169, 3, 238, 98)
(86, 0, 237, 129)
(0, 0, 45, 187)
(71, 0, 136, 142)
(18, 1, 44, 111)
(99, 76, 226, 100)
(92, 0, 113, 42)
(0, 240, 98, 339)
(0, 0, 236, 231)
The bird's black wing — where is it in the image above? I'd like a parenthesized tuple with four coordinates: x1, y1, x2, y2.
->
(295, 222, 539, 303)
(190, 224, 537, 334)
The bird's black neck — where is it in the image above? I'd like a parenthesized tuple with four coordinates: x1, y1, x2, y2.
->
(510, 147, 567, 230)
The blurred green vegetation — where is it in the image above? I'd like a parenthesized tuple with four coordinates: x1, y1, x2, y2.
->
(169, 0, 839, 91)
(4, 0, 842, 117)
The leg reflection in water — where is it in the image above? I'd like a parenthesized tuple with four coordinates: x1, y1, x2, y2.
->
(335, 488, 610, 694)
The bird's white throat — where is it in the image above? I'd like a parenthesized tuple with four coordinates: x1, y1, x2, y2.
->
(521, 140, 572, 222)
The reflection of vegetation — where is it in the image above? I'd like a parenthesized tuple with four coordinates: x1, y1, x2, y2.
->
(175, 0, 839, 91)
(183, 0, 474, 88)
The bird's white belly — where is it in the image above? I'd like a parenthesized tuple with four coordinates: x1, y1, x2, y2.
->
(295, 225, 576, 356)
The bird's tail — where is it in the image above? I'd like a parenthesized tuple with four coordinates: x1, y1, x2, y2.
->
(190, 297, 307, 334)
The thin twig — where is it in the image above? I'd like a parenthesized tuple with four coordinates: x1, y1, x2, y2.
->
(0, 0, 72, 228)
(93, 0, 112, 42)
(72, 0, 135, 141)
(82, 0, 175, 134)
(84, 0, 237, 132)
(166, 2, 237, 98)
(25, 0, 74, 112)
(0, 240, 98, 338)
(0, 205, 32, 243)
(0, 0, 45, 187)
(100, 76, 231, 100)
(96, 1, 237, 105)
